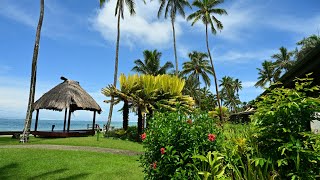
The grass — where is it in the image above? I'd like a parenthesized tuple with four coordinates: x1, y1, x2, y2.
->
(0, 135, 144, 152)
(0, 148, 143, 180)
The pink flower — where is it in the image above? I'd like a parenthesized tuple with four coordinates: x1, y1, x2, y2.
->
(152, 161, 157, 169)
(160, 147, 165, 155)
(208, 134, 216, 142)
(141, 133, 146, 141)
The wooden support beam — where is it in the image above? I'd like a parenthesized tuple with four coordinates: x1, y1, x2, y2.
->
(67, 109, 72, 132)
(34, 109, 40, 131)
(92, 111, 96, 132)
(63, 108, 67, 131)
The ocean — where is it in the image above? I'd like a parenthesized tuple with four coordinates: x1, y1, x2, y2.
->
(0, 118, 137, 131)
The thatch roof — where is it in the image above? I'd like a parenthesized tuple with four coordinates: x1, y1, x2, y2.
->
(33, 77, 102, 113)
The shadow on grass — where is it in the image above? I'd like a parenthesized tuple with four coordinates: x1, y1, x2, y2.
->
(29, 169, 89, 180)
(0, 163, 19, 179)
(59, 173, 90, 180)
(28, 168, 68, 180)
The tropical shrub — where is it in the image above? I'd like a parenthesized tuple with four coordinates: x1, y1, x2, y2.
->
(105, 126, 139, 141)
(252, 76, 320, 179)
(140, 110, 221, 179)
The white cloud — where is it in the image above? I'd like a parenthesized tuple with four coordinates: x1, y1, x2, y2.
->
(92, 0, 182, 48)
(214, 48, 277, 64)
(242, 81, 256, 88)
(0, 1, 36, 28)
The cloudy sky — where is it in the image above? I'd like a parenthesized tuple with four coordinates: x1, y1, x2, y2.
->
(0, 0, 319, 121)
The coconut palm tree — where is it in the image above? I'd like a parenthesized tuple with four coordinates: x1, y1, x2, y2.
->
(181, 51, 213, 87)
(187, 0, 227, 121)
(219, 76, 242, 112)
(157, 0, 191, 75)
(132, 50, 174, 75)
(100, 0, 136, 131)
(271, 46, 294, 74)
(20, 0, 45, 143)
(296, 34, 320, 60)
(255, 60, 278, 88)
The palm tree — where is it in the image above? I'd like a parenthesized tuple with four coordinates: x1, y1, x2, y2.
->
(219, 76, 242, 112)
(296, 34, 320, 60)
(181, 51, 213, 88)
(271, 46, 294, 74)
(100, 0, 136, 132)
(158, 0, 191, 75)
(255, 60, 278, 88)
(132, 50, 174, 75)
(187, 0, 227, 121)
(20, 0, 45, 143)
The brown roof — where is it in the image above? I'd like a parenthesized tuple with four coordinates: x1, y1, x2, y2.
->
(33, 77, 102, 113)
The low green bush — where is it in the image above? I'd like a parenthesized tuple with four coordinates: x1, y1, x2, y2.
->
(105, 126, 139, 141)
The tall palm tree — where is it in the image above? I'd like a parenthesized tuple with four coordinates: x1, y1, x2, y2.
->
(100, 0, 136, 131)
(158, 0, 191, 75)
(271, 46, 294, 74)
(255, 60, 278, 88)
(187, 0, 227, 121)
(132, 50, 174, 75)
(20, 0, 45, 143)
(181, 51, 213, 87)
(233, 78, 242, 97)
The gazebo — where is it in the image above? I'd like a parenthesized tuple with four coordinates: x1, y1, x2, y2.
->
(32, 77, 102, 137)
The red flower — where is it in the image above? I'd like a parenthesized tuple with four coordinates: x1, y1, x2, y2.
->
(152, 161, 157, 169)
(141, 133, 146, 141)
(186, 119, 192, 124)
(208, 134, 216, 142)
(160, 147, 165, 155)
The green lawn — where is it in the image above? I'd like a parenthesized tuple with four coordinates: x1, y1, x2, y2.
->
(0, 148, 143, 180)
(0, 135, 144, 152)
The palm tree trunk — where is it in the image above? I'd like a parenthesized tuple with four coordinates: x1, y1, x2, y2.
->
(122, 100, 129, 130)
(137, 107, 143, 138)
(106, 8, 121, 132)
(171, 17, 178, 76)
(205, 24, 223, 121)
(20, 0, 44, 143)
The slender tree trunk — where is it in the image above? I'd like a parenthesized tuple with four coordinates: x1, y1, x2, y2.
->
(205, 24, 223, 121)
(106, 8, 121, 132)
(171, 17, 178, 76)
(122, 100, 129, 130)
(20, 0, 44, 143)
(137, 107, 143, 138)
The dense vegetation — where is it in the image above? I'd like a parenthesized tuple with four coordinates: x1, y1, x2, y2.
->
(140, 77, 320, 179)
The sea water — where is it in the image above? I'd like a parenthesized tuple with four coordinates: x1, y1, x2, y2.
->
(0, 118, 137, 131)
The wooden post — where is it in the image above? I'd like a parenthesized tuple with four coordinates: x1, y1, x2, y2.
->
(34, 109, 40, 131)
(67, 109, 72, 132)
(63, 108, 67, 131)
(92, 111, 96, 132)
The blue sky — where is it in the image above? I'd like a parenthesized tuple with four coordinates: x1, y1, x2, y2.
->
(0, 0, 319, 121)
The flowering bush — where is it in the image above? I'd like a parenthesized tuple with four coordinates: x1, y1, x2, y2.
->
(140, 110, 220, 179)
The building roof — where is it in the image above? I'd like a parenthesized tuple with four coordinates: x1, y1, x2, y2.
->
(33, 77, 102, 113)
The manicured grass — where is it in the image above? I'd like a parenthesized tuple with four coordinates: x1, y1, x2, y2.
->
(0, 136, 143, 152)
(0, 148, 143, 180)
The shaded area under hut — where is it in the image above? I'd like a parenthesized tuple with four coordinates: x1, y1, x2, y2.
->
(32, 77, 102, 137)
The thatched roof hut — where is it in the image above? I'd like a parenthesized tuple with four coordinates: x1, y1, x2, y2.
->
(33, 77, 102, 113)
(32, 77, 102, 137)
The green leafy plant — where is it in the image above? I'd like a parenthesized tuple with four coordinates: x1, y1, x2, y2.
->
(252, 76, 320, 179)
(193, 151, 226, 180)
(140, 110, 220, 179)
